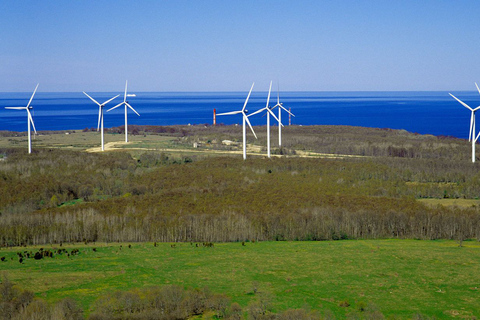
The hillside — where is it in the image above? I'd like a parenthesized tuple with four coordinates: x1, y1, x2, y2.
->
(1, 125, 479, 246)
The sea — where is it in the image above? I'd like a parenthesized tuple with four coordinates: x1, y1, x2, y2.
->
(0, 91, 477, 140)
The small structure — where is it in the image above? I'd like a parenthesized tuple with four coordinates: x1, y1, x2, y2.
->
(222, 140, 238, 146)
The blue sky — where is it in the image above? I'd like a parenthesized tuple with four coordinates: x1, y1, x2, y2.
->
(1, 1, 480, 92)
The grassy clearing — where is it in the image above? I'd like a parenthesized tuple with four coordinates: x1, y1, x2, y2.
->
(1, 240, 479, 319)
(0, 131, 176, 151)
(418, 198, 480, 208)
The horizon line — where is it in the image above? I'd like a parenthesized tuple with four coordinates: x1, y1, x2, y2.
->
(0, 89, 474, 94)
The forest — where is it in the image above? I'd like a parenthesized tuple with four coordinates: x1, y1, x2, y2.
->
(1, 125, 479, 246)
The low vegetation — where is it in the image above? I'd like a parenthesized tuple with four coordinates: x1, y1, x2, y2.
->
(1, 240, 479, 319)
(0, 134, 480, 245)
(1, 126, 480, 246)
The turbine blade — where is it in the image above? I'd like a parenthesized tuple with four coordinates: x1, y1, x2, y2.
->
(107, 102, 124, 112)
(83, 92, 101, 106)
(248, 107, 267, 117)
(476, 83, 480, 95)
(126, 102, 140, 116)
(97, 106, 102, 131)
(266, 81, 272, 109)
(244, 113, 257, 139)
(124, 80, 128, 102)
(102, 95, 120, 106)
(476, 129, 480, 143)
(242, 83, 255, 112)
(280, 104, 295, 116)
(26, 84, 39, 109)
(267, 108, 283, 126)
(27, 109, 37, 134)
(449, 93, 473, 111)
(470, 113, 474, 141)
(5, 107, 26, 110)
(216, 110, 242, 116)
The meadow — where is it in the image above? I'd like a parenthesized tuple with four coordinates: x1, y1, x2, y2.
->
(1, 240, 479, 319)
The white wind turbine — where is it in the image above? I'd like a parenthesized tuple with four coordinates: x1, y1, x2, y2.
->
(4, 84, 39, 154)
(83, 92, 119, 151)
(106, 81, 139, 143)
(248, 81, 283, 158)
(449, 84, 480, 163)
(217, 83, 258, 160)
(271, 83, 294, 147)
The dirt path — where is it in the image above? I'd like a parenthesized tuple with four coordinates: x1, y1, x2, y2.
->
(86, 141, 365, 159)
(86, 141, 129, 153)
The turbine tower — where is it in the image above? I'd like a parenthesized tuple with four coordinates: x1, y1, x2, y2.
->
(107, 80, 139, 143)
(4, 84, 39, 154)
(217, 83, 257, 160)
(271, 83, 294, 147)
(449, 85, 480, 163)
(83, 92, 119, 151)
(248, 81, 282, 158)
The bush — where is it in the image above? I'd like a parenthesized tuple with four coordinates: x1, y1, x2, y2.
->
(0, 275, 83, 320)
(20, 299, 51, 319)
(277, 308, 319, 320)
(53, 298, 84, 320)
(89, 285, 230, 320)
(226, 302, 243, 320)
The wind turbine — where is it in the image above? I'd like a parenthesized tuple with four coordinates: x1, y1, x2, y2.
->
(449, 84, 480, 163)
(271, 83, 294, 147)
(248, 81, 283, 158)
(217, 83, 257, 160)
(107, 81, 139, 143)
(83, 92, 119, 151)
(4, 84, 39, 154)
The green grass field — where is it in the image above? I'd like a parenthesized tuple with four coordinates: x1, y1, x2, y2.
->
(1, 240, 479, 319)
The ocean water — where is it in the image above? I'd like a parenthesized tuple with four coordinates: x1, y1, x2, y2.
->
(0, 91, 477, 139)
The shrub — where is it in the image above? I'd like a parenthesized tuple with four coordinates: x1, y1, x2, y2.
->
(53, 298, 83, 320)
(277, 308, 319, 320)
(21, 299, 51, 319)
(226, 302, 243, 320)
(89, 285, 230, 319)
(338, 300, 350, 308)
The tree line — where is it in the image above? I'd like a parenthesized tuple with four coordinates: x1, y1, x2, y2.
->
(1, 145, 480, 246)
